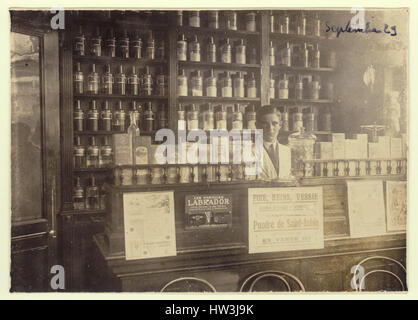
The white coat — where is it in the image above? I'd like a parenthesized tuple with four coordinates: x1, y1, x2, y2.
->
(259, 143, 292, 180)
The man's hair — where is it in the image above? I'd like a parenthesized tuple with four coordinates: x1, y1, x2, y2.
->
(256, 105, 282, 121)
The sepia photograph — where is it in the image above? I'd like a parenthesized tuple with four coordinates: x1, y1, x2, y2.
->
(8, 5, 409, 294)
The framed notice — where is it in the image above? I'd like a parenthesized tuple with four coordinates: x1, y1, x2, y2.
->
(123, 191, 176, 260)
(347, 180, 386, 238)
(248, 187, 324, 254)
(386, 181, 407, 232)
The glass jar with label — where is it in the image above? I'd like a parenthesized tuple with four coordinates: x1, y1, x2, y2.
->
(86, 136, 99, 168)
(231, 104, 243, 130)
(113, 101, 126, 132)
(189, 35, 201, 62)
(141, 66, 153, 96)
(88, 100, 99, 131)
(99, 136, 113, 168)
(145, 31, 155, 60)
(177, 103, 186, 131)
(269, 41, 275, 66)
(115, 65, 126, 95)
(189, 11, 200, 27)
(292, 111, 303, 132)
(269, 73, 276, 100)
(221, 71, 232, 97)
(247, 72, 257, 98)
(73, 136, 86, 169)
(156, 68, 167, 96)
(280, 42, 291, 67)
(187, 104, 199, 131)
(206, 36, 216, 63)
(87, 64, 99, 94)
(143, 102, 154, 132)
(105, 28, 116, 58)
(200, 104, 214, 131)
(85, 175, 100, 210)
(90, 27, 102, 57)
(246, 12, 257, 32)
(74, 62, 84, 95)
(177, 69, 188, 96)
(191, 70, 203, 96)
(246, 105, 257, 130)
(225, 11, 237, 30)
(127, 66, 139, 96)
(205, 69, 217, 97)
(278, 74, 289, 99)
(233, 72, 245, 98)
(235, 39, 246, 64)
(308, 77, 321, 100)
(102, 64, 113, 94)
(100, 101, 112, 131)
(220, 38, 231, 63)
(129, 101, 141, 129)
(73, 176, 85, 210)
(215, 105, 227, 130)
(208, 11, 219, 29)
(295, 75, 304, 100)
(157, 105, 168, 129)
(303, 108, 316, 132)
(73, 25, 85, 56)
(74, 100, 84, 132)
(118, 29, 129, 59)
(177, 34, 187, 61)
(131, 31, 142, 59)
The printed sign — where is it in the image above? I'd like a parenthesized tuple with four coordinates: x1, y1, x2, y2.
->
(185, 194, 232, 228)
(386, 181, 407, 232)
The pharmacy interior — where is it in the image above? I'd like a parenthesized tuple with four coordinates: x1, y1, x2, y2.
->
(10, 9, 408, 292)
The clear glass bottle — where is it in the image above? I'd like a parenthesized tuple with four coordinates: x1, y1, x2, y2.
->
(220, 38, 231, 63)
(205, 69, 217, 97)
(177, 34, 187, 61)
(141, 66, 153, 96)
(200, 103, 214, 131)
(145, 31, 155, 60)
(301, 42, 309, 68)
(105, 28, 116, 58)
(247, 72, 257, 98)
(225, 11, 237, 30)
(246, 105, 257, 130)
(177, 10, 183, 26)
(270, 11, 275, 33)
(143, 102, 154, 132)
(115, 65, 126, 95)
(189, 35, 201, 62)
(215, 105, 227, 130)
(297, 12, 307, 36)
(189, 11, 200, 27)
(127, 66, 139, 96)
(280, 42, 291, 67)
(100, 101, 112, 131)
(86, 136, 99, 168)
(74, 100, 84, 132)
(131, 31, 142, 59)
(130, 101, 141, 129)
(177, 103, 186, 131)
(118, 29, 129, 59)
(157, 105, 168, 129)
(187, 104, 199, 131)
(231, 103, 243, 130)
(303, 107, 316, 132)
(207, 36, 216, 63)
(87, 100, 99, 131)
(313, 12, 321, 37)
(288, 127, 317, 177)
(113, 101, 126, 132)
(74, 62, 84, 95)
(87, 63, 99, 94)
(156, 68, 167, 96)
(233, 72, 245, 98)
(99, 136, 113, 168)
(278, 74, 289, 99)
(177, 69, 188, 96)
(102, 64, 113, 94)
(269, 73, 276, 100)
(73, 176, 85, 210)
(235, 39, 246, 64)
(269, 41, 275, 66)
(221, 71, 232, 97)
(85, 175, 100, 210)
(191, 70, 203, 96)
(73, 136, 86, 169)
(208, 11, 219, 29)
(295, 75, 304, 100)
(91, 27, 102, 57)
(311, 43, 320, 68)
(73, 25, 85, 56)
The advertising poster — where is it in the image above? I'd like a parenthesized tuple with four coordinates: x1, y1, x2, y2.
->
(386, 181, 407, 232)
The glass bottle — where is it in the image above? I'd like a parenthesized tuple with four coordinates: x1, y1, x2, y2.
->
(74, 100, 84, 132)
(205, 69, 217, 97)
(233, 72, 245, 98)
(91, 27, 102, 57)
(177, 34, 187, 61)
(177, 69, 188, 96)
(189, 11, 200, 27)
(301, 42, 309, 68)
(235, 39, 246, 64)
(100, 101, 112, 131)
(74, 62, 84, 95)
(208, 11, 219, 29)
(280, 42, 291, 67)
(73, 176, 85, 210)
(99, 136, 113, 168)
(73, 25, 85, 56)
(313, 12, 321, 37)
(87, 64, 99, 94)
(105, 28, 116, 58)
(246, 12, 257, 32)
(187, 104, 199, 131)
(157, 105, 168, 129)
(269, 73, 276, 100)
(86, 136, 99, 168)
(73, 136, 86, 169)
(177, 104, 186, 131)
(225, 11, 237, 30)
(141, 66, 153, 96)
(130, 101, 141, 129)
(295, 75, 304, 100)
(278, 74, 289, 99)
(113, 101, 126, 132)
(221, 71, 232, 97)
(231, 103, 243, 130)
(282, 107, 290, 131)
(269, 41, 275, 66)
(118, 29, 129, 59)
(247, 72, 257, 98)
(220, 38, 232, 63)
(201, 103, 214, 131)
(131, 31, 142, 59)
(270, 11, 275, 33)
(297, 12, 307, 36)
(99, 185, 107, 210)
(311, 43, 320, 68)
(246, 105, 257, 130)
(88, 100, 99, 131)
(288, 127, 317, 177)
(85, 175, 100, 210)
(145, 31, 155, 60)
(156, 68, 167, 96)
(127, 66, 139, 96)
(143, 102, 154, 132)
(191, 70, 203, 96)
(115, 65, 126, 95)
(281, 12, 290, 34)
(303, 107, 316, 132)
(215, 105, 227, 130)
(189, 35, 201, 62)
(207, 36, 216, 63)
(101, 64, 113, 94)
(177, 10, 183, 26)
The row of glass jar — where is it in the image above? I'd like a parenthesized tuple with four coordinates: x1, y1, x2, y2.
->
(178, 69, 258, 98)
(270, 11, 322, 37)
(73, 136, 113, 169)
(74, 100, 167, 133)
(177, 35, 257, 65)
(177, 10, 258, 32)
(73, 27, 165, 60)
(72, 175, 107, 211)
(74, 63, 167, 96)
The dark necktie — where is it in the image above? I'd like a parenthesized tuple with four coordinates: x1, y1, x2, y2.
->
(267, 143, 279, 176)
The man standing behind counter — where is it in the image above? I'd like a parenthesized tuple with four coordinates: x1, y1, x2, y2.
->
(256, 105, 292, 180)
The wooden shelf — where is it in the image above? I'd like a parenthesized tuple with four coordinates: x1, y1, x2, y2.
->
(73, 56, 167, 65)
(178, 96, 260, 104)
(177, 26, 260, 38)
(271, 65, 335, 73)
(74, 94, 168, 100)
(74, 130, 156, 136)
(178, 60, 260, 71)
(60, 209, 106, 216)
(271, 98, 334, 104)
(270, 32, 331, 43)
(73, 167, 113, 173)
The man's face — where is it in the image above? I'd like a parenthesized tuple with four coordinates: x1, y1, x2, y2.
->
(258, 113, 281, 143)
